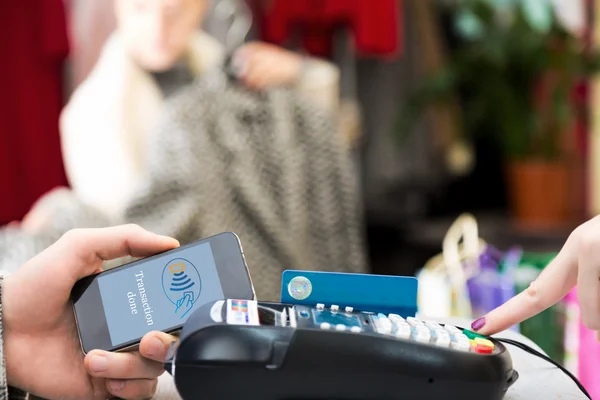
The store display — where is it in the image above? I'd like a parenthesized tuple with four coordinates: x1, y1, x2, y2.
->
(253, 0, 402, 58)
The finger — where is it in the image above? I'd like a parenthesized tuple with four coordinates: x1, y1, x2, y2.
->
(232, 43, 265, 75)
(85, 349, 164, 380)
(106, 378, 158, 400)
(471, 249, 577, 335)
(577, 237, 600, 330)
(236, 41, 264, 57)
(54, 224, 179, 281)
(139, 331, 178, 362)
(243, 59, 276, 90)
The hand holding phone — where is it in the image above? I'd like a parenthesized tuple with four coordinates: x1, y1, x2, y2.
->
(2, 225, 180, 400)
(71, 231, 255, 353)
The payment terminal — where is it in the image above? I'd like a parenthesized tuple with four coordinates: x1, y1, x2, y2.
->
(165, 299, 518, 400)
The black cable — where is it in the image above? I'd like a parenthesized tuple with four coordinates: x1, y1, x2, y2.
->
(496, 338, 591, 399)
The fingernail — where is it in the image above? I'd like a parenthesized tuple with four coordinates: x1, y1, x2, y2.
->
(89, 355, 108, 372)
(147, 337, 165, 358)
(108, 380, 125, 392)
(471, 316, 486, 331)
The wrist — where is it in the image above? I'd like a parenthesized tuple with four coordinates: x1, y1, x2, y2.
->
(1, 275, 23, 391)
(1, 276, 14, 387)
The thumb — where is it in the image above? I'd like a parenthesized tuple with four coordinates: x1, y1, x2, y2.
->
(45, 224, 180, 283)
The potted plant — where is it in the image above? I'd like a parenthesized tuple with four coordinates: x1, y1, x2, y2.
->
(399, 0, 600, 228)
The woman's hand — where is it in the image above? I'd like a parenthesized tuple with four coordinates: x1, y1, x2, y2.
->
(233, 42, 303, 90)
(470, 216, 600, 338)
(3, 224, 180, 399)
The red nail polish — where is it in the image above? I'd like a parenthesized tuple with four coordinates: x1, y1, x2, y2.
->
(471, 317, 486, 331)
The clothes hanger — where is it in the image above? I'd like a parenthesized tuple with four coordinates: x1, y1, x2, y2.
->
(212, 0, 253, 79)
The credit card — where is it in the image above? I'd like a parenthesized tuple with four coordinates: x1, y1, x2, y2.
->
(281, 271, 418, 318)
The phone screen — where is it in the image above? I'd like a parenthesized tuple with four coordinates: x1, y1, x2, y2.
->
(97, 242, 225, 347)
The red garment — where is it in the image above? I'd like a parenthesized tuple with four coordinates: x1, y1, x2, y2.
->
(254, 0, 402, 58)
(0, 1, 69, 224)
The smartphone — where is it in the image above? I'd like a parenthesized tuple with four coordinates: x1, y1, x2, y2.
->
(71, 232, 254, 353)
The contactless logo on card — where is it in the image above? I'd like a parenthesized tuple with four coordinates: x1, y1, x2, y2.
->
(226, 299, 260, 326)
(161, 258, 202, 319)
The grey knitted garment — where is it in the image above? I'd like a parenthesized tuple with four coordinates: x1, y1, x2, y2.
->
(0, 69, 367, 301)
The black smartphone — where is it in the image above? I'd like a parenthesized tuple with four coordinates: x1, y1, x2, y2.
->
(71, 232, 254, 353)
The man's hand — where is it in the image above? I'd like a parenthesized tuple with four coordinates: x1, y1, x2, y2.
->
(2, 224, 180, 399)
(470, 216, 600, 337)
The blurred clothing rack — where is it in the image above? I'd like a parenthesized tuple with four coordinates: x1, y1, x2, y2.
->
(0, 1, 69, 224)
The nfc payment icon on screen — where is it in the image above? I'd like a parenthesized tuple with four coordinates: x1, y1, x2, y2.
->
(162, 258, 202, 319)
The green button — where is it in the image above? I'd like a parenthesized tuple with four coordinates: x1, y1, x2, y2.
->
(463, 329, 487, 340)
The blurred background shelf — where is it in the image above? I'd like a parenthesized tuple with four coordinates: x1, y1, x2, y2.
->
(369, 211, 575, 277)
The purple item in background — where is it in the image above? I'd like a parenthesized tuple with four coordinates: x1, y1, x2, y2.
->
(467, 245, 521, 331)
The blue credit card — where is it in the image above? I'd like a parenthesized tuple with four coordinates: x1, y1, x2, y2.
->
(281, 270, 418, 318)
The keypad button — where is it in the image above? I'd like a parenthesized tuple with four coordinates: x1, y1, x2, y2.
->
(454, 333, 469, 343)
(345, 306, 354, 313)
(375, 315, 393, 334)
(396, 325, 412, 339)
(435, 328, 449, 337)
(414, 331, 431, 343)
(396, 321, 411, 331)
(378, 317, 497, 354)
(452, 340, 471, 351)
(350, 326, 362, 333)
(463, 329, 488, 340)
(444, 325, 461, 334)
(388, 314, 404, 324)
(395, 317, 411, 329)
(475, 344, 493, 354)
(320, 322, 331, 329)
(407, 317, 424, 327)
(396, 322, 411, 332)
(474, 338, 495, 349)
(316, 303, 325, 310)
(335, 324, 346, 331)
(331, 305, 339, 312)
(425, 321, 441, 330)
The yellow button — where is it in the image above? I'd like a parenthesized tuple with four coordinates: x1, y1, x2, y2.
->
(474, 338, 495, 349)
(469, 339, 477, 347)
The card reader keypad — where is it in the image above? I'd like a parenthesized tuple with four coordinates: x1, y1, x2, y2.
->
(376, 314, 495, 354)
(314, 305, 496, 355)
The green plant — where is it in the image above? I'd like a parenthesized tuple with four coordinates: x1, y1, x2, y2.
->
(398, 0, 600, 161)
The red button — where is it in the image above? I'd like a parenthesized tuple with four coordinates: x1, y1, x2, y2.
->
(475, 344, 493, 354)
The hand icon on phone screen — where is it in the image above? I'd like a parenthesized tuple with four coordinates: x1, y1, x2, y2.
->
(175, 292, 195, 318)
